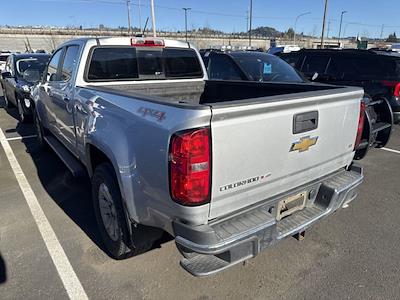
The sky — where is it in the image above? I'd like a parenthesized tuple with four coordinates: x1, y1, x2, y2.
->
(1, 0, 400, 38)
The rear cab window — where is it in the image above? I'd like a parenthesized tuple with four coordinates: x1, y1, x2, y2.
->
(86, 46, 203, 81)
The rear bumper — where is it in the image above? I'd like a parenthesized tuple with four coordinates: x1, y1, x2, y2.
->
(174, 164, 363, 276)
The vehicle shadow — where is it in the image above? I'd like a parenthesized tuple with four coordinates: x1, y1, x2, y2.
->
(12, 123, 172, 260)
(0, 252, 6, 284)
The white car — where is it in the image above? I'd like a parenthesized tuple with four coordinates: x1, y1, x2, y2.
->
(390, 44, 400, 53)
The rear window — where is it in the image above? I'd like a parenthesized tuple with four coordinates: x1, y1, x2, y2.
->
(326, 55, 400, 81)
(88, 48, 139, 81)
(87, 47, 203, 81)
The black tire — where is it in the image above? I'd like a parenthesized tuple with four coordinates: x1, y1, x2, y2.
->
(2, 89, 11, 108)
(92, 162, 153, 259)
(34, 111, 47, 149)
(17, 98, 32, 123)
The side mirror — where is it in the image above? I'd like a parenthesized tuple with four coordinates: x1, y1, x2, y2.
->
(1, 72, 12, 79)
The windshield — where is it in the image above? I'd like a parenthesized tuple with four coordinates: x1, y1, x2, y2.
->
(231, 52, 304, 83)
(15, 56, 50, 81)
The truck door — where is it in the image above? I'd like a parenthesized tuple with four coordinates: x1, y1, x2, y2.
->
(3, 56, 17, 106)
(38, 48, 64, 134)
(52, 45, 80, 153)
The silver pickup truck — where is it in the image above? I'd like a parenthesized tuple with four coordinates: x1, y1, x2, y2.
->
(32, 37, 366, 276)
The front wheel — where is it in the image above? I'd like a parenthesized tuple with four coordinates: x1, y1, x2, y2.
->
(92, 162, 154, 259)
(34, 111, 47, 149)
(17, 99, 32, 123)
(2, 89, 11, 108)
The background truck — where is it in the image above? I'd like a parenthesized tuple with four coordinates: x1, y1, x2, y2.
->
(32, 37, 368, 276)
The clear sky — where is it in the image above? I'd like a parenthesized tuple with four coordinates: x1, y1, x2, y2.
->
(2, 0, 399, 38)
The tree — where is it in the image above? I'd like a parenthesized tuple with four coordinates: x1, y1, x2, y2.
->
(285, 27, 295, 39)
(386, 32, 398, 43)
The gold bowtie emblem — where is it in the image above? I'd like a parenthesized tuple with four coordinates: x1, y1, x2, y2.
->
(290, 136, 319, 152)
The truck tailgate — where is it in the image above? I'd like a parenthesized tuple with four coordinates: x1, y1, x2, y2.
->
(208, 88, 364, 220)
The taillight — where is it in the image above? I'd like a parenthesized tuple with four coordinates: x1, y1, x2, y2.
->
(354, 101, 366, 150)
(169, 128, 211, 206)
(131, 38, 165, 47)
(382, 80, 400, 97)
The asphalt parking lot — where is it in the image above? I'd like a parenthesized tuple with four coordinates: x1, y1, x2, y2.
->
(0, 92, 400, 300)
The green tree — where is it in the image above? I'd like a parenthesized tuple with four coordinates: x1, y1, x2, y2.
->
(386, 32, 398, 43)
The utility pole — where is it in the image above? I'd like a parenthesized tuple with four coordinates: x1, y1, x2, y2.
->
(294, 12, 311, 44)
(320, 0, 329, 48)
(246, 9, 249, 33)
(249, 0, 253, 47)
(327, 19, 331, 39)
(126, 0, 132, 34)
(150, 0, 157, 37)
(337, 11, 347, 45)
(183, 8, 191, 42)
(138, 0, 142, 32)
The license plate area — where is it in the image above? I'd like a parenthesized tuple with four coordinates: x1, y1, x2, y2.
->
(276, 191, 307, 221)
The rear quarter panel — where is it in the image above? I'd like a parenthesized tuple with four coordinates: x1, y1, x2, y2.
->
(73, 87, 213, 230)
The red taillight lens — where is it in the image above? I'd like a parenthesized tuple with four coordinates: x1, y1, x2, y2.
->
(169, 128, 211, 206)
(131, 38, 165, 47)
(382, 80, 400, 97)
(355, 101, 366, 150)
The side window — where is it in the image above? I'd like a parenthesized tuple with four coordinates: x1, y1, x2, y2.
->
(61, 45, 80, 82)
(301, 55, 330, 75)
(47, 49, 63, 82)
(6, 57, 13, 75)
(326, 56, 346, 79)
(207, 54, 245, 80)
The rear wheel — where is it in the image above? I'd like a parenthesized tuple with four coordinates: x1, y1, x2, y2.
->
(92, 162, 154, 259)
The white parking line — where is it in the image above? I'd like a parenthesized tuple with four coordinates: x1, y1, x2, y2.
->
(6, 135, 37, 141)
(0, 129, 88, 300)
(381, 147, 400, 155)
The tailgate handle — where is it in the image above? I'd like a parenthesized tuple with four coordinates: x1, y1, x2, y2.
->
(293, 111, 319, 134)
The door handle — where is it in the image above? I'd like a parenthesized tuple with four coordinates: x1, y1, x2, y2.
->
(293, 111, 319, 134)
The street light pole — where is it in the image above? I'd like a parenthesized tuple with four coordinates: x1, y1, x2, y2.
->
(320, 0, 329, 48)
(126, 0, 132, 35)
(249, 0, 253, 47)
(150, 0, 157, 37)
(294, 12, 311, 44)
(337, 11, 347, 45)
(138, 0, 142, 32)
(183, 8, 191, 42)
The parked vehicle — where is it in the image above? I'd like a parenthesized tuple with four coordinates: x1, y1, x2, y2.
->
(33, 37, 369, 276)
(0, 52, 10, 73)
(201, 50, 305, 83)
(390, 44, 400, 53)
(267, 45, 301, 55)
(1, 53, 50, 122)
(278, 49, 400, 125)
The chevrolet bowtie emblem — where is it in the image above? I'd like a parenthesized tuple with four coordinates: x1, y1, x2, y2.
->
(290, 136, 319, 152)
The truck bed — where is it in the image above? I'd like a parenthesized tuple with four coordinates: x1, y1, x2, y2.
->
(87, 80, 343, 107)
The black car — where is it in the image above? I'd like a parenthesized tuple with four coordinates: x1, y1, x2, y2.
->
(278, 49, 400, 124)
(201, 50, 305, 83)
(1, 53, 50, 122)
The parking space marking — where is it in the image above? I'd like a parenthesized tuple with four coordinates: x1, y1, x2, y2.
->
(381, 147, 400, 155)
(6, 135, 37, 141)
(0, 128, 88, 300)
